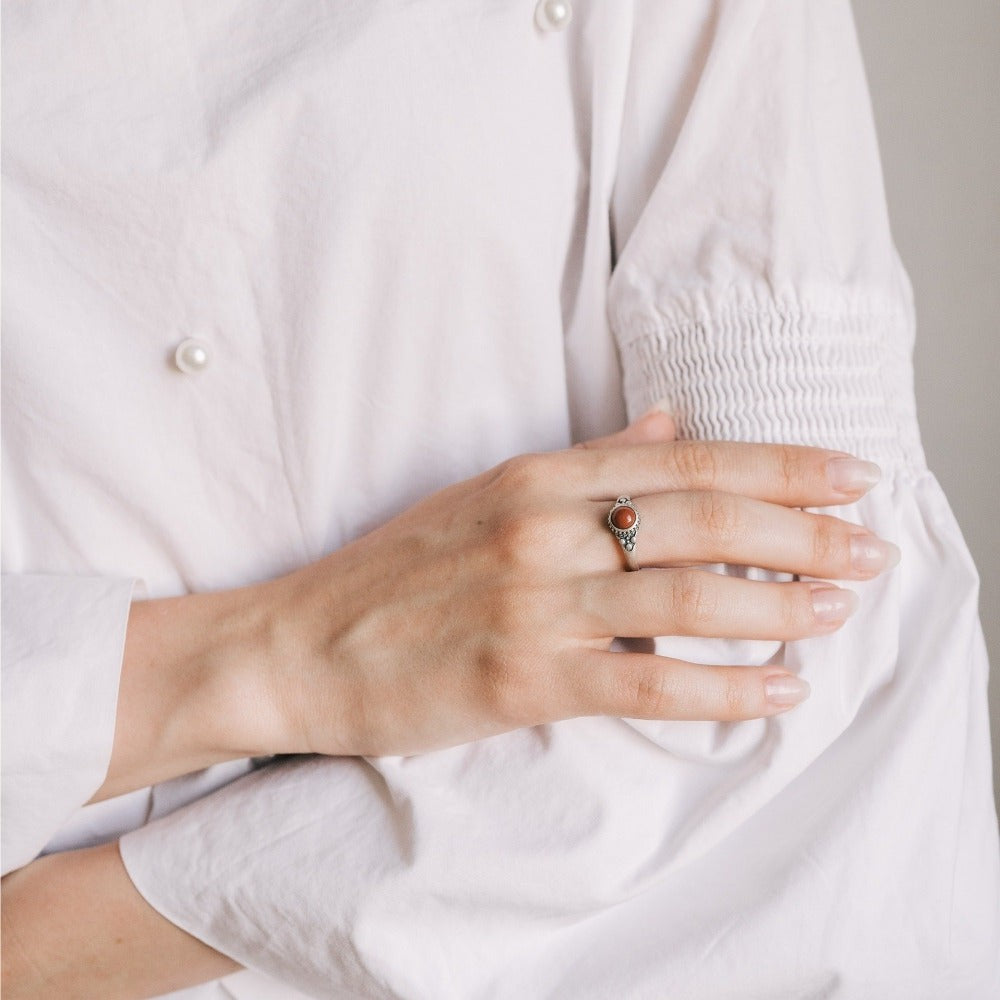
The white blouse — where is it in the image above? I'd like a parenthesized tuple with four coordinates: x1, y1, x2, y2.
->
(3, 1, 998, 997)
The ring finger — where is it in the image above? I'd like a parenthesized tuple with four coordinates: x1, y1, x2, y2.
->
(588, 490, 900, 581)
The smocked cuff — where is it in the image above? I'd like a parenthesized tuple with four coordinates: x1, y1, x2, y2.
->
(615, 301, 926, 474)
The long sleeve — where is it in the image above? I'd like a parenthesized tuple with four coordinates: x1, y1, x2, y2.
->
(1, 574, 138, 875)
(606, 0, 1000, 990)
(103, 2, 998, 997)
(608, 0, 920, 466)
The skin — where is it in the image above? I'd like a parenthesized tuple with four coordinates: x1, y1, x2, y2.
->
(2, 411, 900, 997)
(1, 844, 239, 999)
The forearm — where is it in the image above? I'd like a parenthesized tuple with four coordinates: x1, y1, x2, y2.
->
(1, 842, 239, 998)
(3, 581, 298, 996)
(91, 580, 290, 803)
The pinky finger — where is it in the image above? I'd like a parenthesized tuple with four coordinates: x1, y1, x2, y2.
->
(566, 649, 812, 723)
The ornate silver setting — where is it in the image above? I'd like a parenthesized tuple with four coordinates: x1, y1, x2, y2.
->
(607, 496, 640, 561)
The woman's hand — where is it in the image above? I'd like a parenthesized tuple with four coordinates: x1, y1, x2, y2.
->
(259, 409, 897, 758)
(10, 411, 897, 998)
(93, 409, 897, 799)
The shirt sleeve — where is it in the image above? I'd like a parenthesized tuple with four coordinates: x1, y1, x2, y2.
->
(116, 3, 1000, 996)
(607, 0, 920, 462)
(1, 573, 139, 875)
(605, 0, 1000, 986)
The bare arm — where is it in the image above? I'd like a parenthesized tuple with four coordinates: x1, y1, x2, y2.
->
(89, 584, 283, 803)
(1, 843, 238, 999)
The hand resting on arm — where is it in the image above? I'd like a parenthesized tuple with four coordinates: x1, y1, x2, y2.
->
(90, 408, 894, 801)
(2, 410, 900, 997)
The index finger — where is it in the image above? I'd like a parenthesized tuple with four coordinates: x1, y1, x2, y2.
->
(555, 439, 881, 507)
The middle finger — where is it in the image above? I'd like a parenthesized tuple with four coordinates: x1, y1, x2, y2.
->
(577, 568, 860, 641)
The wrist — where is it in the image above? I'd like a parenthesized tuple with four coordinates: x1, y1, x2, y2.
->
(258, 552, 363, 758)
(91, 581, 286, 802)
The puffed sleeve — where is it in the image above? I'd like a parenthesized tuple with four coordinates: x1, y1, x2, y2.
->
(117, 2, 1000, 996)
(1, 574, 138, 875)
(606, 0, 1000, 989)
(608, 0, 918, 449)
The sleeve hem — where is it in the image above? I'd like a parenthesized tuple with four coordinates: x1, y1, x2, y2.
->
(612, 298, 925, 474)
(1, 574, 140, 873)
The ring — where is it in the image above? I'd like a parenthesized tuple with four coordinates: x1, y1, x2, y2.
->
(607, 496, 640, 569)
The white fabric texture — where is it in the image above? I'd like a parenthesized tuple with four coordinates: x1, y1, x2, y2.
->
(2, 0, 998, 997)
(1, 574, 137, 873)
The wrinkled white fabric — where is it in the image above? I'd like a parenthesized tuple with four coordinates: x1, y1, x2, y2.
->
(1, 575, 137, 872)
(2, 1, 998, 998)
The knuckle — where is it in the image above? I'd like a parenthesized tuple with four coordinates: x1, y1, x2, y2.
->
(778, 445, 803, 494)
(810, 516, 847, 568)
(782, 585, 817, 635)
(491, 508, 554, 573)
(670, 570, 719, 632)
(584, 447, 617, 486)
(493, 453, 551, 497)
(668, 440, 718, 488)
(724, 675, 754, 718)
(693, 490, 742, 545)
(627, 664, 677, 718)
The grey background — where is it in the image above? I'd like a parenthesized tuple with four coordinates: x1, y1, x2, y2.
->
(851, 2, 999, 810)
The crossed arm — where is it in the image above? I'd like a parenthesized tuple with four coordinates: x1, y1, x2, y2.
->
(1, 412, 899, 997)
(2, 842, 238, 998)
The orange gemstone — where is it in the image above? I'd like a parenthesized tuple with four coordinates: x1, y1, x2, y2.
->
(611, 505, 636, 530)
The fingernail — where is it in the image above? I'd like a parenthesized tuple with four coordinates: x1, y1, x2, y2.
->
(639, 397, 673, 420)
(850, 535, 902, 573)
(809, 583, 860, 624)
(827, 457, 882, 494)
(765, 674, 812, 707)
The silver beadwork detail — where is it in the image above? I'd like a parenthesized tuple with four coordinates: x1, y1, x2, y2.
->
(607, 496, 640, 553)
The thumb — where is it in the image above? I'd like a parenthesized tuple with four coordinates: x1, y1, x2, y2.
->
(573, 400, 676, 450)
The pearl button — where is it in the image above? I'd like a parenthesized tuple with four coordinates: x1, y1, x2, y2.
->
(535, 0, 572, 32)
(174, 338, 211, 374)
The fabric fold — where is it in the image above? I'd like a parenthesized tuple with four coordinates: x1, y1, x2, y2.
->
(119, 469, 1000, 998)
(2, 573, 139, 874)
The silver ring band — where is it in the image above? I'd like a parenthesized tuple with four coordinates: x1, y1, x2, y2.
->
(607, 496, 640, 570)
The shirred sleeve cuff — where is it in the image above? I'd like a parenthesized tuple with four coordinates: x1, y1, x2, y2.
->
(611, 294, 926, 475)
(2, 573, 140, 874)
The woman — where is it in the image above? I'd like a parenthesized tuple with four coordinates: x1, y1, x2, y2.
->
(3, 1, 998, 997)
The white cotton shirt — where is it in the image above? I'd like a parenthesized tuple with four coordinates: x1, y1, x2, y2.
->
(3, 1, 999, 998)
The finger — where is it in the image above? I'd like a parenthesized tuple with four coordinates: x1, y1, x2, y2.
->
(577, 569, 859, 640)
(573, 405, 676, 451)
(558, 439, 881, 507)
(564, 648, 811, 722)
(584, 490, 901, 579)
